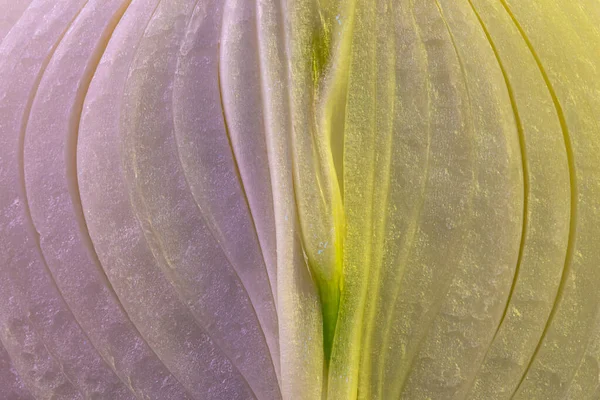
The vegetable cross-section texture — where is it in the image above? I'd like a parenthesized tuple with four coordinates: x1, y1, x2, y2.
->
(0, 0, 599, 399)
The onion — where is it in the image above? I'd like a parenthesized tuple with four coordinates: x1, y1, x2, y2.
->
(1, 0, 600, 399)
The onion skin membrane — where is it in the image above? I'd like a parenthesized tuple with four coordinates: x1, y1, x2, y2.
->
(0, 0, 599, 399)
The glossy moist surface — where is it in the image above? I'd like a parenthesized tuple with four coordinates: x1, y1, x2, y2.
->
(0, 0, 599, 399)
